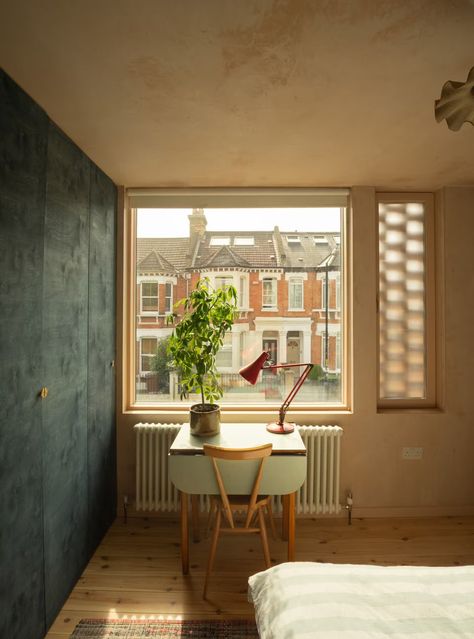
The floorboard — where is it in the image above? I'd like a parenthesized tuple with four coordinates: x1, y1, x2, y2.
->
(45, 515, 474, 637)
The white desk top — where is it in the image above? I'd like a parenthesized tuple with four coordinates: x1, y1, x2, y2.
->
(170, 423, 306, 455)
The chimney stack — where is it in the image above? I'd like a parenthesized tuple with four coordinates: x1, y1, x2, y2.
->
(188, 208, 207, 261)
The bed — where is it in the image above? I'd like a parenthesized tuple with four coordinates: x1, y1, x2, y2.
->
(248, 562, 474, 638)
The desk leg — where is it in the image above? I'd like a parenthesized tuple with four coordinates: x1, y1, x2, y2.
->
(191, 494, 200, 542)
(180, 491, 189, 575)
(287, 492, 295, 562)
(282, 494, 289, 541)
(281, 493, 296, 560)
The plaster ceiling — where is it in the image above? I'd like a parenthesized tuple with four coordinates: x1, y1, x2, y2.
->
(1, 0, 473, 189)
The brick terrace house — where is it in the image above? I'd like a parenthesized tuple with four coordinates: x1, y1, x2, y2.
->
(136, 209, 341, 391)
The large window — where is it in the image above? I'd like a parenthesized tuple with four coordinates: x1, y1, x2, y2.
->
(377, 194, 436, 407)
(128, 189, 348, 410)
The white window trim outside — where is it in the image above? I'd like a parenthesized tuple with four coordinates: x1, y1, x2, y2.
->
(138, 275, 177, 316)
(140, 281, 159, 315)
(286, 273, 307, 311)
(164, 281, 173, 314)
(208, 271, 250, 310)
(139, 335, 158, 375)
(262, 277, 278, 310)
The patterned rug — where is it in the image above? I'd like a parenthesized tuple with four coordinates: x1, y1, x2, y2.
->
(70, 618, 259, 638)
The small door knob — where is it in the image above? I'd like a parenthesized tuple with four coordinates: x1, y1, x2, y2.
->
(40, 387, 49, 399)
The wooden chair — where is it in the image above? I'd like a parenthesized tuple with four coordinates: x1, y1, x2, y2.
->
(202, 443, 273, 598)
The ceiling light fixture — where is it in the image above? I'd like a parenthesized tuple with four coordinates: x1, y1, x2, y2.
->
(435, 66, 474, 131)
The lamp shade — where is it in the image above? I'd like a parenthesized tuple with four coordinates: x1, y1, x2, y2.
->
(238, 351, 270, 385)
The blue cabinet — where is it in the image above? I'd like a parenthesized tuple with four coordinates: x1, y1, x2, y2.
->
(0, 70, 117, 639)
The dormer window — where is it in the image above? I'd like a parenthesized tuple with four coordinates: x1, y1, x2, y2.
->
(234, 237, 254, 246)
(210, 237, 230, 246)
(287, 235, 301, 245)
(313, 235, 326, 244)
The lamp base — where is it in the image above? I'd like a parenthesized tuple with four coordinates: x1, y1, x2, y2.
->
(266, 421, 295, 435)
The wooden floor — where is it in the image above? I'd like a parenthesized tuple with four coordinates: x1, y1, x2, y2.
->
(46, 514, 474, 638)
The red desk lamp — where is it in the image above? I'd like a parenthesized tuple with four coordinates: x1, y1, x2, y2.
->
(239, 351, 314, 434)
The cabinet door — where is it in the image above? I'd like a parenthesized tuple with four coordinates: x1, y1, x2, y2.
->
(0, 71, 48, 639)
(87, 165, 117, 554)
(42, 124, 90, 627)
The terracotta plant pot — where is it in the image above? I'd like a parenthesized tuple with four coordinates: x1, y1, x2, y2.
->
(189, 403, 220, 437)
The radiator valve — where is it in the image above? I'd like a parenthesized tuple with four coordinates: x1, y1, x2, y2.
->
(345, 491, 353, 525)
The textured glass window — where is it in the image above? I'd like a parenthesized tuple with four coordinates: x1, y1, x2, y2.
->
(378, 202, 426, 400)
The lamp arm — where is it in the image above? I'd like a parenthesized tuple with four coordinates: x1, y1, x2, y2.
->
(271, 363, 313, 425)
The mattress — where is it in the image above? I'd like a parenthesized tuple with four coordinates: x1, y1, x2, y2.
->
(248, 562, 474, 638)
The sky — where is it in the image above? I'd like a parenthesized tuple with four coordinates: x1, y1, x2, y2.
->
(137, 208, 342, 238)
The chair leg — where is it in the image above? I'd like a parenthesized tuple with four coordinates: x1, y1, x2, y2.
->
(203, 508, 221, 599)
(258, 507, 271, 569)
(266, 498, 277, 540)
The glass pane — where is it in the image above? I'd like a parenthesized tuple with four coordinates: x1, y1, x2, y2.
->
(378, 202, 426, 399)
(135, 206, 344, 406)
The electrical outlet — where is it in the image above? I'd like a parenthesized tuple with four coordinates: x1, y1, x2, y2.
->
(402, 447, 423, 460)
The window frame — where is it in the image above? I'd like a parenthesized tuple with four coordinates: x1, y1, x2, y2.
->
(288, 276, 304, 311)
(164, 281, 173, 314)
(140, 281, 159, 314)
(376, 192, 436, 409)
(122, 188, 351, 414)
(139, 336, 158, 374)
(262, 277, 278, 310)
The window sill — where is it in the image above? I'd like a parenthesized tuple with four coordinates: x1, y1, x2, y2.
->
(123, 404, 353, 419)
(377, 406, 444, 415)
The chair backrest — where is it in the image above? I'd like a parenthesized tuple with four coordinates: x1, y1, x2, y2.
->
(203, 443, 273, 529)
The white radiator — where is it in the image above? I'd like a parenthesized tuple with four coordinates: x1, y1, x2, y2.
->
(134, 423, 342, 515)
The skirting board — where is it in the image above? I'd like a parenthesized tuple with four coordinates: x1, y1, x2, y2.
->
(117, 504, 474, 519)
(353, 505, 474, 518)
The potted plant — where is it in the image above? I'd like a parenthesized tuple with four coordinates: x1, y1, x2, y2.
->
(167, 277, 237, 436)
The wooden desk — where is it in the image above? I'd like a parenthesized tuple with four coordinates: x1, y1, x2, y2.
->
(169, 423, 307, 574)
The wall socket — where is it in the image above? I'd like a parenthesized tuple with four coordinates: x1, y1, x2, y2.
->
(402, 447, 423, 460)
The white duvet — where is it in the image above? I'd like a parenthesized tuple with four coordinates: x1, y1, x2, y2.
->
(248, 562, 474, 638)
